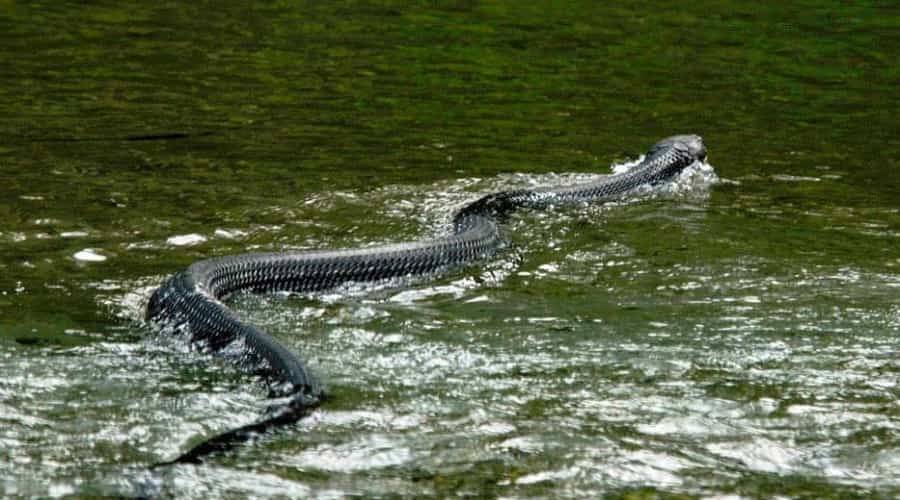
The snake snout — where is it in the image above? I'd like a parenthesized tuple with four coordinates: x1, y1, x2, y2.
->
(663, 134, 706, 162)
(684, 135, 706, 162)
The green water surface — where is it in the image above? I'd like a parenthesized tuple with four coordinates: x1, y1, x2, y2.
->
(1, 1, 898, 498)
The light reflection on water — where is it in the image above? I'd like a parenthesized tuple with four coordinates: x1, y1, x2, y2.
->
(4, 243, 900, 497)
(100, 164, 893, 496)
(6, 164, 899, 497)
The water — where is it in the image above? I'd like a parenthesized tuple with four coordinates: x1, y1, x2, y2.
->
(1, 2, 898, 498)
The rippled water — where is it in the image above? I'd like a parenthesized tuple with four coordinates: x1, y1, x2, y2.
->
(2, 2, 898, 498)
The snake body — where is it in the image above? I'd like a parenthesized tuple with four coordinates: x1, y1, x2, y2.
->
(146, 134, 706, 463)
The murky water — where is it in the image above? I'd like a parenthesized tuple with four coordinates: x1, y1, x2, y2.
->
(1, 2, 898, 498)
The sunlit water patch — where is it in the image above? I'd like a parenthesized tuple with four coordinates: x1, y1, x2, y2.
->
(131, 163, 900, 497)
(7, 147, 900, 496)
(3, 190, 898, 495)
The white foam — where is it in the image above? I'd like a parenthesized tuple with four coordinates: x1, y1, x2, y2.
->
(73, 249, 106, 262)
(214, 228, 247, 239)
(611, 155, 720, 198)
(60, 231, 89, 238)
(166, 233, 207, 246)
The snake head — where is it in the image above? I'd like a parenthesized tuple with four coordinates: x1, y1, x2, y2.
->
(647, 134, 707, 163)
(680, 135, 706, 162)
(665, 134, 706, 162)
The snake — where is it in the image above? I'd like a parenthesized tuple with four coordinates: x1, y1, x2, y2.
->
(145, 134, 707, 464)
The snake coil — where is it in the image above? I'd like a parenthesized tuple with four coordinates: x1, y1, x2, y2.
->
(146, 134, 707, 463)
